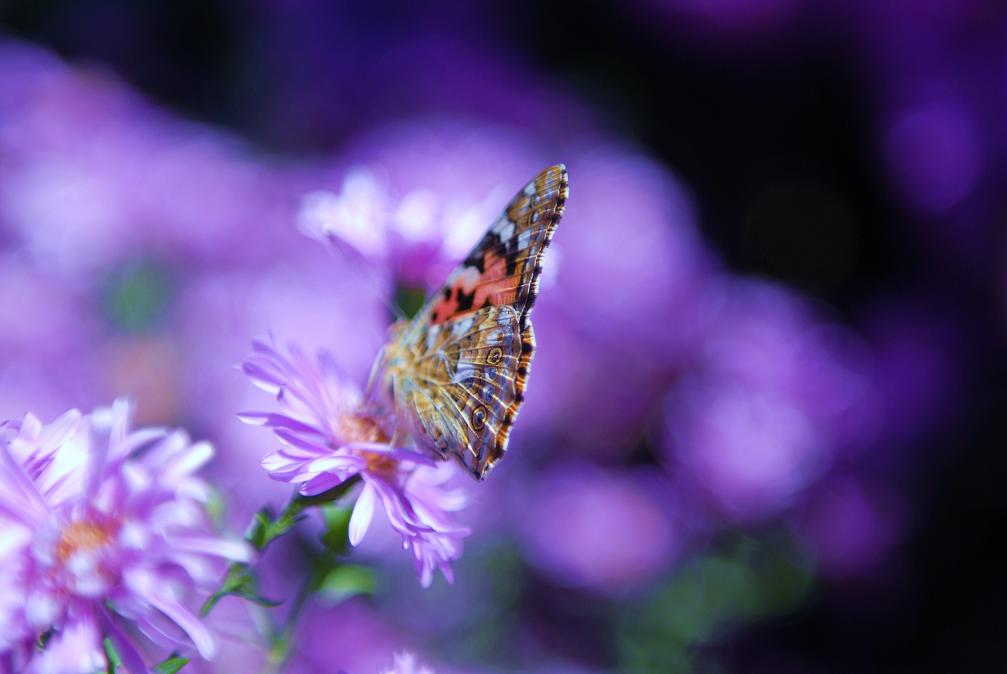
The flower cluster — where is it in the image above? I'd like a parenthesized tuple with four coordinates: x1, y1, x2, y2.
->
(0, 399, 251, 672)
(240, 337, 471, 587)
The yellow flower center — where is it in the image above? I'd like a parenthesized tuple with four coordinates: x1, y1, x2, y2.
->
(56, 519, 115, 562)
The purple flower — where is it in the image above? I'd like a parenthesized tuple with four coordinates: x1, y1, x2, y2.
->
(883, 84, 981, 215)
(516, 147, 720, 461)
(795, 474, 903, 579)
(286, 600, 406, 674)
(664, 280, 874, 523)
(168, 230, 388, 527)
(0, 399, 252, 672)
(380, 652, 436, 674)
(295, 120, 552, 290)
(0, 38, 308, 278)
(297, 163, 507, 289)
(517, 464, 680, 593)
(240, 337, 471, 587)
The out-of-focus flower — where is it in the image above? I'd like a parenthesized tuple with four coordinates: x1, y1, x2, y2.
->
(0, 38, 306, 279)
(518, 465, 679, 593)
(523, 148, 719, 459)
(298, 167, 501, 288)
(861, 301, 961, 454)
(296, 120, 553, 290)
(665, 280, 874, 523)
(0, 250, 106, 422)
(796, 474, 903, 578)
(286, 599, 407, 674)
(883, 84, 981, 216)
(380, 651, 435, 674)
(0, 400, 251, 672)
(240, 337, 471, 587)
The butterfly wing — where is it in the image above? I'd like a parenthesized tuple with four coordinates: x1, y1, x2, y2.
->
(394, 305, 526, 477)
(426, 164, 569, 330)
(388, 164, 567, 479)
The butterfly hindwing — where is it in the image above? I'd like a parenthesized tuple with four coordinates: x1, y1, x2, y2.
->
(396, 305, 523, 476)
(381, 165, 568, 479)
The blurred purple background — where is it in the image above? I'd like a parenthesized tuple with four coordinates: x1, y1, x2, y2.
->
(2, 1, 1006, 672)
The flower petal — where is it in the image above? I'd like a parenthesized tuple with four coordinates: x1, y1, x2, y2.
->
(348, 483, 377, 546)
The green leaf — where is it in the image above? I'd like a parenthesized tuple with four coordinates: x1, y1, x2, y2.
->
(318, 564, 375, 603)
(200, 563, 281, 616)
(321, 504, 353, 554)
(153, 655, 190, 673)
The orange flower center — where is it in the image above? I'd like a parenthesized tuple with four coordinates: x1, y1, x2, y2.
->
(56, 519, 114, 562)
(339, 412, 390, 444)
(362, 450, 399, 476)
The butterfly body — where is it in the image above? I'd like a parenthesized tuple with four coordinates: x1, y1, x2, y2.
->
(370, 165, 568, 480)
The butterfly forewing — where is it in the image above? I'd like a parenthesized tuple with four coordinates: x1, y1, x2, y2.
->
(380, 164, 568, 479)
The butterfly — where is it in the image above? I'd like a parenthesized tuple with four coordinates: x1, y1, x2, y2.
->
(368, 165, 568, 480)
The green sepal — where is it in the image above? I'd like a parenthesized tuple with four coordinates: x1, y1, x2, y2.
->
(153, 655, 190, 674)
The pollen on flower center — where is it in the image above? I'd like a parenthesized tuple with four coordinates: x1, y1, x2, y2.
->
(339, 412, 389, 444)
(56, 519, 115, 562)
(362, 450, 399, 476)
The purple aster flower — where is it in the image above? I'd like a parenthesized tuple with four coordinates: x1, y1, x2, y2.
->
(0, 38, 309, 278)
(295, 120, 551, 290)
(664, 279, 874, 523)
(381, 652, 435, 674)
(175, 254, 388, 525)
(0, 399, 252, 672)
(240, 337, 471, 587)
(883, 84, 981, 216)
(520, 148, 720, 461)
(517, 464, 680, 594)
(297, 161, 506, 289)
(795, 474, 903, 579)
(286, 600, 406, 674)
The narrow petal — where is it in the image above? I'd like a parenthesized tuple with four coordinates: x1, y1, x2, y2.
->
(108, 427, 168, 464)
(348, 483, 377, 546)
(0, 445, 49, 525)
(161, 441, 214, 483)
(274, 428, 334, 457)
(98, 608, 151, 674)
(237, 412, 321, 437)
(142, 588, 216, 659)
(300, 472, 344, 495)
(167, 536, 253, 563)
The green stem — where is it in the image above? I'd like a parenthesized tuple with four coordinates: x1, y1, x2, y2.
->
(201, 476, 361, 616)
(267, 502, 356, 669)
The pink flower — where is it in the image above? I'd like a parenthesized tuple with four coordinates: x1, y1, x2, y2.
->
(240, 337, 471, 587)
(0, 400, 252, 672)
